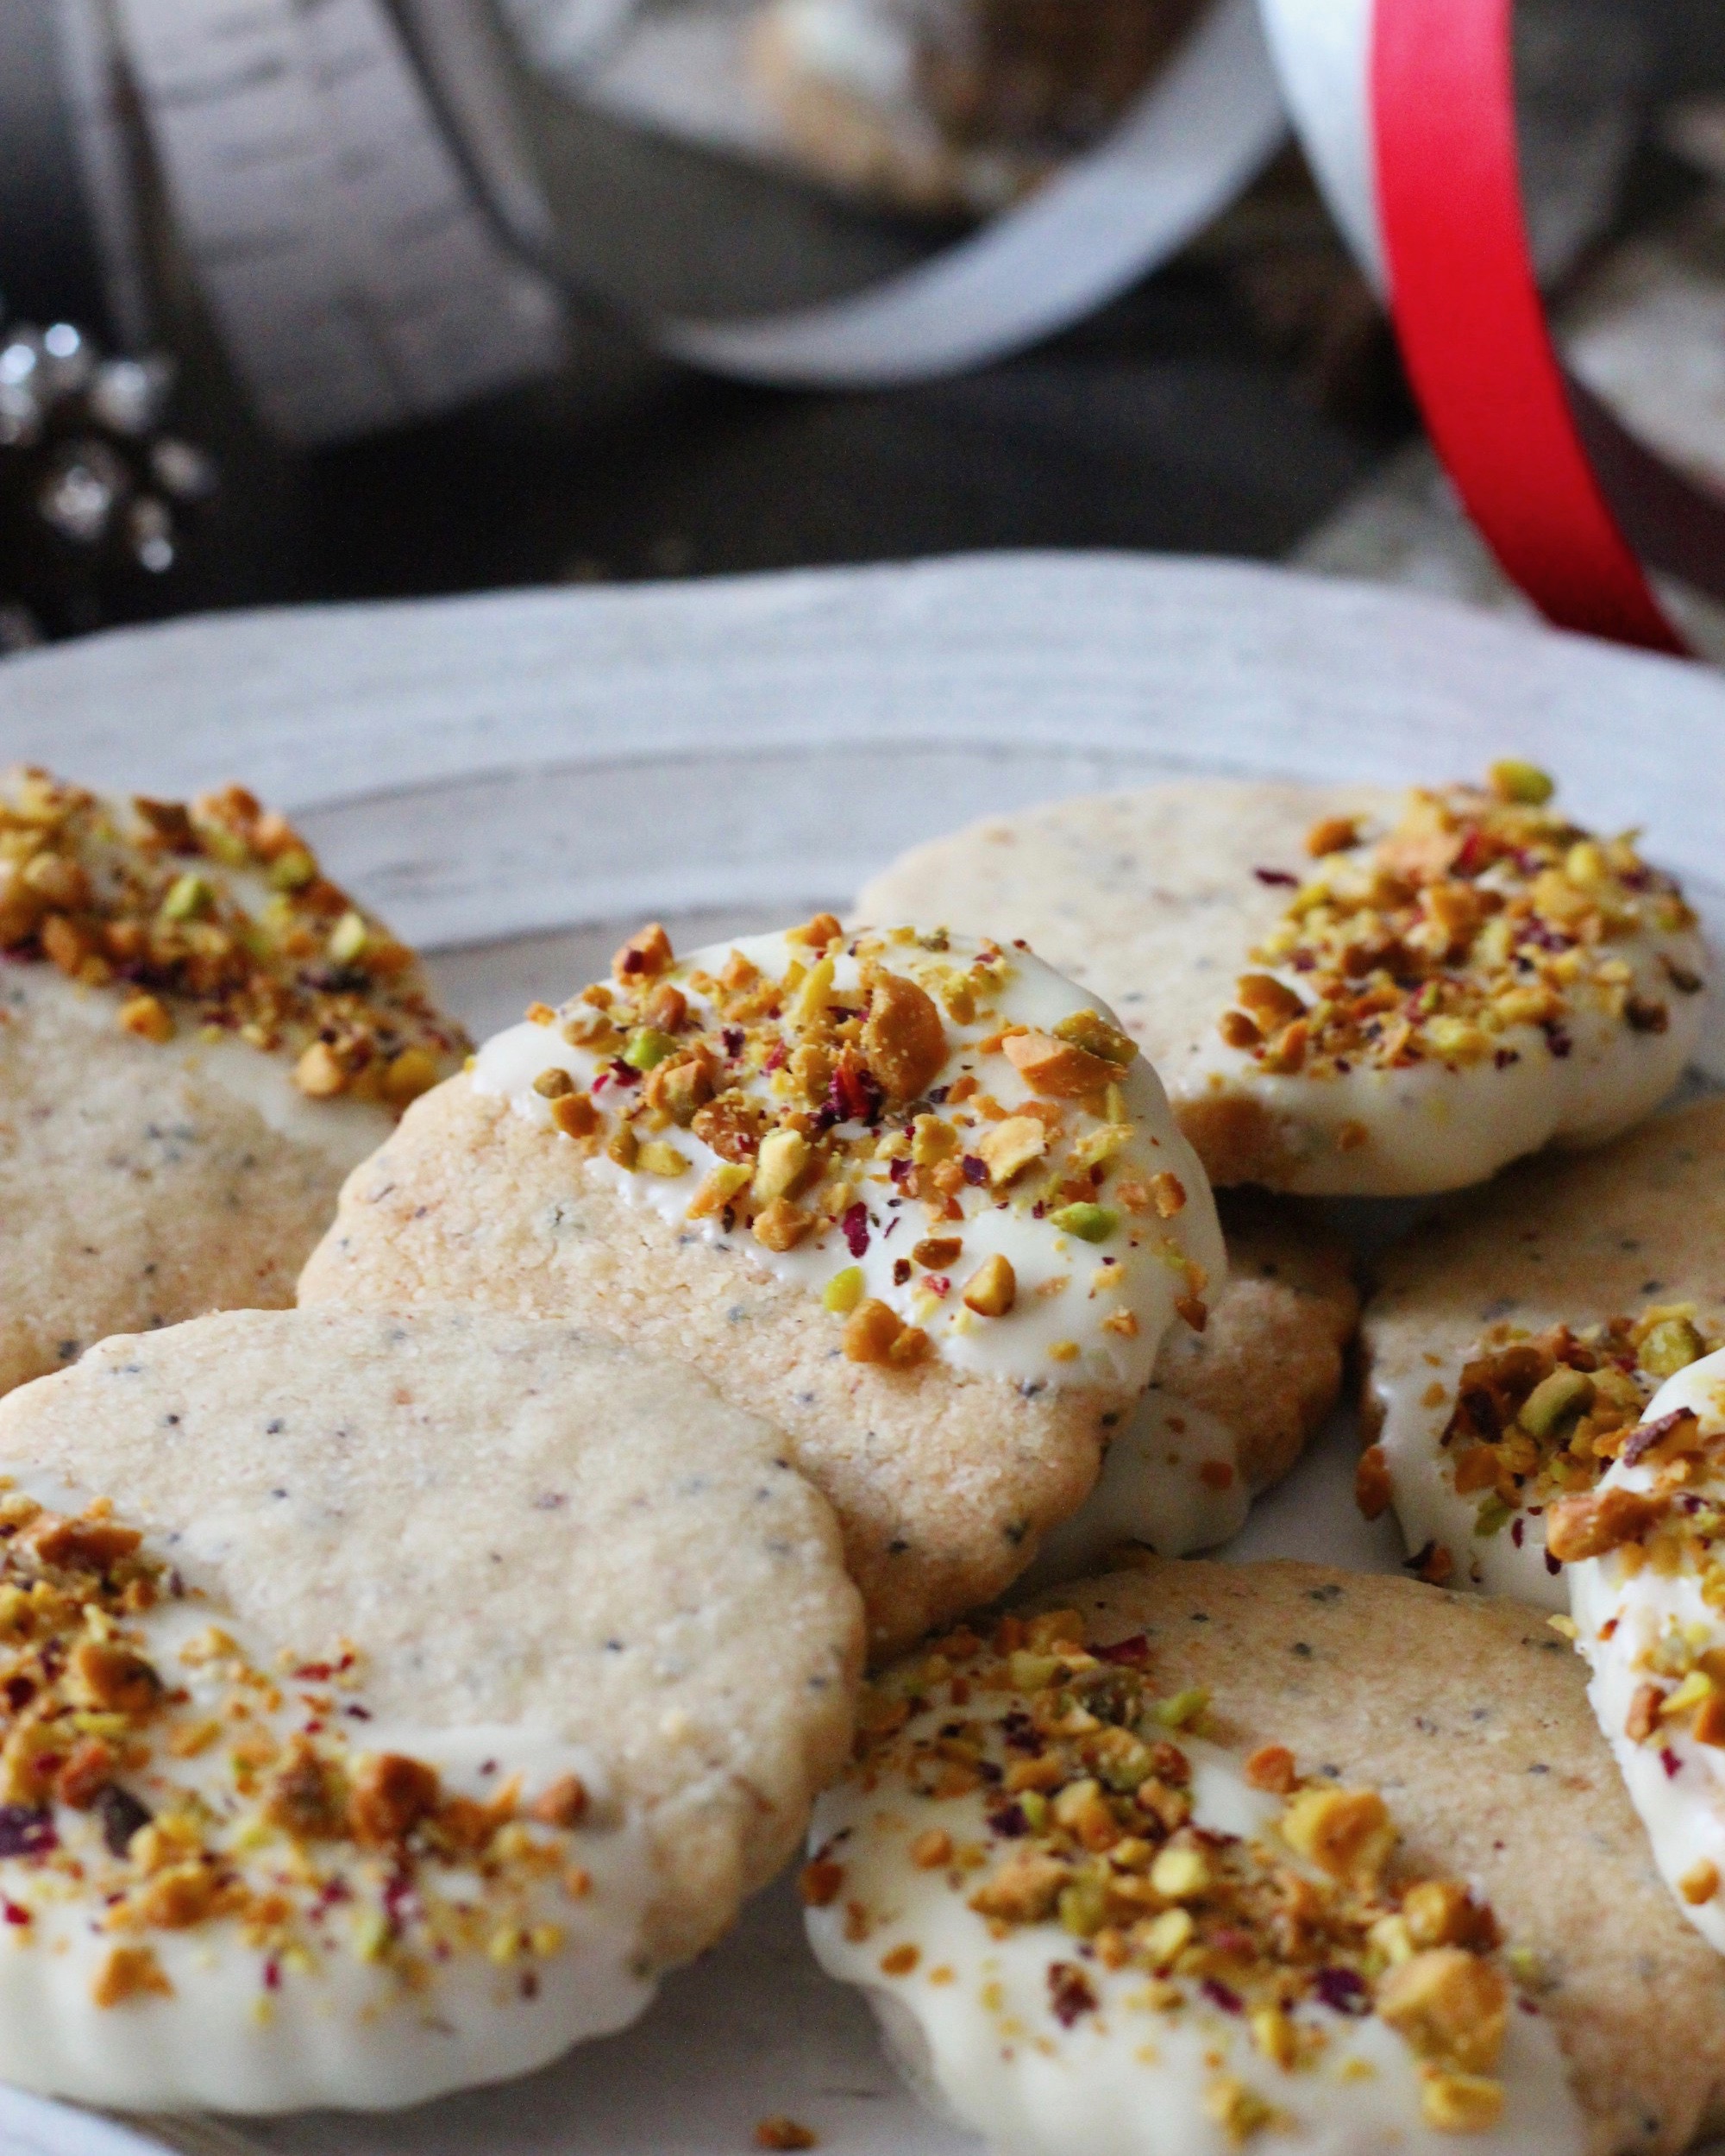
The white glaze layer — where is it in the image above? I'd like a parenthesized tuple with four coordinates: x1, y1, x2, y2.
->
(1568, 1350, 1725, 1955)
(1190, 784, 1709, 1197)
(0, 1465, 657, 2114)
(1370, 1346, 1569, 1613)
(1021, 1388, 1249, 1589)
(4, 967, 394, 1175)
(474, 929, 1226, 1394)
(806, 1697, 1582, 2156)
(1189, 970, 1704, 1198)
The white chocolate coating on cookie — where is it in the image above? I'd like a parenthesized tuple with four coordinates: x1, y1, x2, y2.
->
(1372, 1343, 1570, 1612)
(858, 774, 1707, 1198)
(474, 926, 1225, 1395)
(0, 1465, 656, 2113)
(1186, 782, 1707, 1198)
(0, 771, 469, 1397)
(1022, 1388, 1249, 1588)
(1188, 986, 1701, 1199)
(1567, 1350, 1725, 1955)
(807, 1623, 1581, 2156)
(6, 966, 394, 1176)
(0, 768, 467, 1112)
(1370, 1314, 1717, 1614)
(0, 1307, 863, 1977)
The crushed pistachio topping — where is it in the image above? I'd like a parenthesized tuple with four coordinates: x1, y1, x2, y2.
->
(1551, 1390, 1725, 1764)
(807, 1608, 1525, 2136)
(0, 768, 467, 1106)
(1218, 769, 1702, 1080)
(499, 919, 1211, 1375)
(1358, 1307, 1722, 1583)
(0, 1480, 606, 2011)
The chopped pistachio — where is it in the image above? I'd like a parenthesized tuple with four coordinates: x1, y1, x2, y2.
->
(961, 1254, 1016, 1319)
(328, 910, 369, 965)
(1149, 1844, 1209, 1900)
(823, 1267, 866, 1315)
(1051, 1008, 1137, 1067)
(160, 871, 213, 922)
(1420, 2072, 1505, 2134)
(1640, 1316, 1707, 1380)
(1141, 1907, 1194, 1965)
(752, 1128, 812, 1206)
(690, 1163, 750, 1219)
(1487, 759, 1554, 805)
(1151, 1687, 1209, 1730)
(622, 1027, 680, 1073)
(1057, 1874, 1108, 1937)
(1050, 1202, 1118, 1244)
(1516, 1367, 1594, 1438)
(269, 848, 317, 892)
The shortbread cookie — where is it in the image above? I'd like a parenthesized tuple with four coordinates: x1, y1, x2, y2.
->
(0, 768, 467, 1395)
(1558, 1346, 1725, 1959)
(300, 918, 1225, 1658)
(807, 1562, 1725, 2156)
(1361, 1097, 1725, 1609)
(1027, 1194, 1358, 1583)
(0, 1307, 862, 2110)
(857, 767, 1709, 1195)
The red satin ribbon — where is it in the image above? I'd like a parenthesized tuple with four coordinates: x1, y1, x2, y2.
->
(1371, 0, 1725, 655)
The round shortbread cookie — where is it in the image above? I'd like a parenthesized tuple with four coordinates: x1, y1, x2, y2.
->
(0, 770, 467, 1396)
(807, 1560, 1725, 2156)
(300, 919, 1225, 1659)
(1362, 1095, 1725, 1610)
(0, 1307, 862, 2111)
(856, 770, 1708, 1195)
(1026, 1194, 1359, 1583)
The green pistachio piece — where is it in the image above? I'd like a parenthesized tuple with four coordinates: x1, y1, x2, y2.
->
(1474, 1496, 1513, 1539)
(1517, 1367, 1595, 1439)
(269, 848, 317, 892)
(200, 826, 249, 869)
(1052, 1008, 1138, 1068)
(1051, 1202, 1119, 1244)
(1057, 1876, 1107, 1939)
(823, 1267, 865, 1314)
(1639, 1317, 1707, 1381)
(1150, 1686, 1210, 1731)
(1489, 759, 1555, 805)
(161, 872, 213, 922)
(328, 909, 369, 965)
(622, 1027, 679, 1072)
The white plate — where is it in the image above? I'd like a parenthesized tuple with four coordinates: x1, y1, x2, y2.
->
(0, 553, 1722, 2156)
